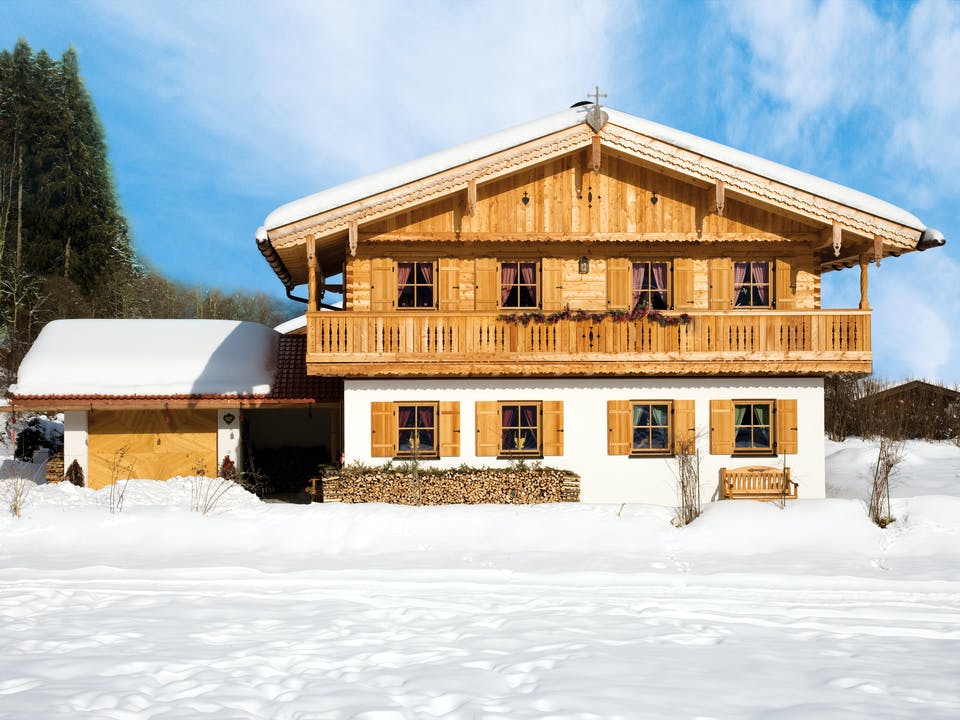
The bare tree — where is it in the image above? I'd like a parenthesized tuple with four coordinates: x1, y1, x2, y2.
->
(672, 436, 701, 526)
(868, 436, 903, 528)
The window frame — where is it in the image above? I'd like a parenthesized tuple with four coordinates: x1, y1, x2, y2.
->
(396, 260, 436, 310)
(394, 401, 440, 459)
(631, 261, 671, 310)
(499, 260, 540, 310)
(733, 260, 772, 309)
(497, 400, 542, 458)
(733, 399, 774, 455)
(629, 400, 674, 457)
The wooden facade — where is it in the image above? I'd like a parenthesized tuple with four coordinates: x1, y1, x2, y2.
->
(253, 111, 927, 380)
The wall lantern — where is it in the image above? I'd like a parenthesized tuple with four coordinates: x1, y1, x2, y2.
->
(578, 256, 590, 274)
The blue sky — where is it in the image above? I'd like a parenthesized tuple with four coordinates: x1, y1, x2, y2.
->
(4, 0, 959, 384)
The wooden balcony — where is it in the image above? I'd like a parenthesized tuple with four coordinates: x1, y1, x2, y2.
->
(305, 310, 871, 377)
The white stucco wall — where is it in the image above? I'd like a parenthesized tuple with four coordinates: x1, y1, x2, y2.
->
(344, 377, 825, 506)
(62, 410, 88, 481)
(217, 409, 242, 473)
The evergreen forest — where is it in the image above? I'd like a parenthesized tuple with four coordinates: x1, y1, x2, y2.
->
(0, 39, 295, 382)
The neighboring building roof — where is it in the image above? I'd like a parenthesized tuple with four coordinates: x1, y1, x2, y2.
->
(11, 320, 278, 398)
(861, 380, 960, 403)
(261, 106, 929, 234)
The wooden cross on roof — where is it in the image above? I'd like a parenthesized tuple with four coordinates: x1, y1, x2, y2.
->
(585, 85, 609, 132)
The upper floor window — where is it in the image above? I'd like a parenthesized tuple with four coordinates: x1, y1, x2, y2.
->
(734, 261, 771, 308)
(397, 262, 435, 309)
(734, 401, 772, 453)
(632, 261, 669, 310)
(501, 261, 538, 308)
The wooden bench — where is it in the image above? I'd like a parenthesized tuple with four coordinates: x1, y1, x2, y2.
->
(720, 466, 797, 501)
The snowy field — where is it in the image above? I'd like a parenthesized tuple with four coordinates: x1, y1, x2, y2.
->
(1, 439, 959, 719)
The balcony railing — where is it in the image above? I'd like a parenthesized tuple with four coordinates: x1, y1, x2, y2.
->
(305, 310, 871, 377)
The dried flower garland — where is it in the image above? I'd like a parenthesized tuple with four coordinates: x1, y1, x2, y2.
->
(500, 303, 691, 327)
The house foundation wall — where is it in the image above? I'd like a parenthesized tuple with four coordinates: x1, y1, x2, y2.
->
(344, 377, 825, 506)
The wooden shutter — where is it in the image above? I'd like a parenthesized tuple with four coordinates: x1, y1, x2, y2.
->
(709, 258, 733, 310)
(541, 401, 564, 456)
(607, 400, 632, 455)
(370, 258, 394, 311)
(437, 259, 459, 311)
(776, 399, 798, 454)
(673, 399, 696, 455)
(540, 258, 564, 312)
(672, 257, 695, 310)
(475, 401, 499, 456)
(474, 258, 499, 311)
(709, 399, 735, 455)
(774, 258, 796, 309)
(438, 401, 460, 457)
(606, 258, 632, 310)
(370, 402, 396, 457)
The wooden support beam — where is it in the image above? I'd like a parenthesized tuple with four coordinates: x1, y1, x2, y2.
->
(714, 179, 725, 217)
(873, 234, 883, 267)
(348, 220, 358, 257)
(466, 178, 477, 216)
(832, 222, 842, 257)
(591, 135, 602, 173)
(859, 253, 869, 310)
(306, 236, 317, 311)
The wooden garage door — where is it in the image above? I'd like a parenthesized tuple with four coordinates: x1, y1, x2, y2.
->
(87, 409, 218, 489)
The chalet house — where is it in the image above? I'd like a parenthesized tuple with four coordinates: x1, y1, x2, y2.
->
(254, 102, 944, 504)
(858, 380, 960, 440)
(9, 102, 946, 503)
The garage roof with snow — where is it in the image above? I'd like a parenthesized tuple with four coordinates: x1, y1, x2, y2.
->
(11, 320, 279, 398)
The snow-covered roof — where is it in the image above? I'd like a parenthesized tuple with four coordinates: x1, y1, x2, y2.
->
(262, 106, 927, 234)
(273, 314, 307, 335)
(11, 320, 278, 398)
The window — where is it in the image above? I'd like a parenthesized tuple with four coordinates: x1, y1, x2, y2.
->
(499, 402, 540, 456)
(632, 261, 669, 310)
(397, 262, 434, 308)
(631, 401, 672, 454)
(734, 261, 771, 308)
(396, 403, 438, 458)
(370, 401, 460, 458)
(607, 400, 694, 457)
(501, 261, 538, 308)
(734, 401, 772, 452)
(476, 401, 564, 457)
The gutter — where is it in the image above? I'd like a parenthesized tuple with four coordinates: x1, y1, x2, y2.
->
(256, 226, 308, 304)
(917, 227, 946, 252)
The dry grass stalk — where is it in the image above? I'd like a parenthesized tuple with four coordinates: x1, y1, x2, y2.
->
(107, 446, 134, 514)
(869, 436, 903, 527)
(189, 475, 237, 515)
(672, 436, 701, 526)
(1, 460, 43, 518)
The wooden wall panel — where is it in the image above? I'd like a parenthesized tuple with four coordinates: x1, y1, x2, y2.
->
(88, 410, 217, 490)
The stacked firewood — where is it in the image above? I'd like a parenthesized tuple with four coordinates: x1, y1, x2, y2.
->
(327, 465, 580, 505)
(44, 452, 64, 484)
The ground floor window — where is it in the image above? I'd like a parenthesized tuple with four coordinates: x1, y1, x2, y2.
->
(631, 401, 672, 454)
(499, 402, 541, 456)
(734, 401, 772, 452)
(397, 403, 439, 458)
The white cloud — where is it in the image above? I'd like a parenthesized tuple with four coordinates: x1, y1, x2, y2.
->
(91, 0, 631, 191)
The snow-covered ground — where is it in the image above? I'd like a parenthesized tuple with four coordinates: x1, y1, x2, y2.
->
(1, 439, 958, 718)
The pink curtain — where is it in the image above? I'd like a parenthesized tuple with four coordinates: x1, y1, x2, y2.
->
(501, 405, 517, 428)
(520, 262, 536, 286)
(651, 262, 668, 307)
(418, 263, 433, 285)
(418, 406, 434, 429)
(752, 262, 769, 305)
(418, 406, 435, 449)
(398, 406, 414, 428)
(397, 263, 413, 290)
(632, 262, 646, 307)
(520, 405, 537, 428)
(501, 264, 517, 304)
(734, 262, 748, 294)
